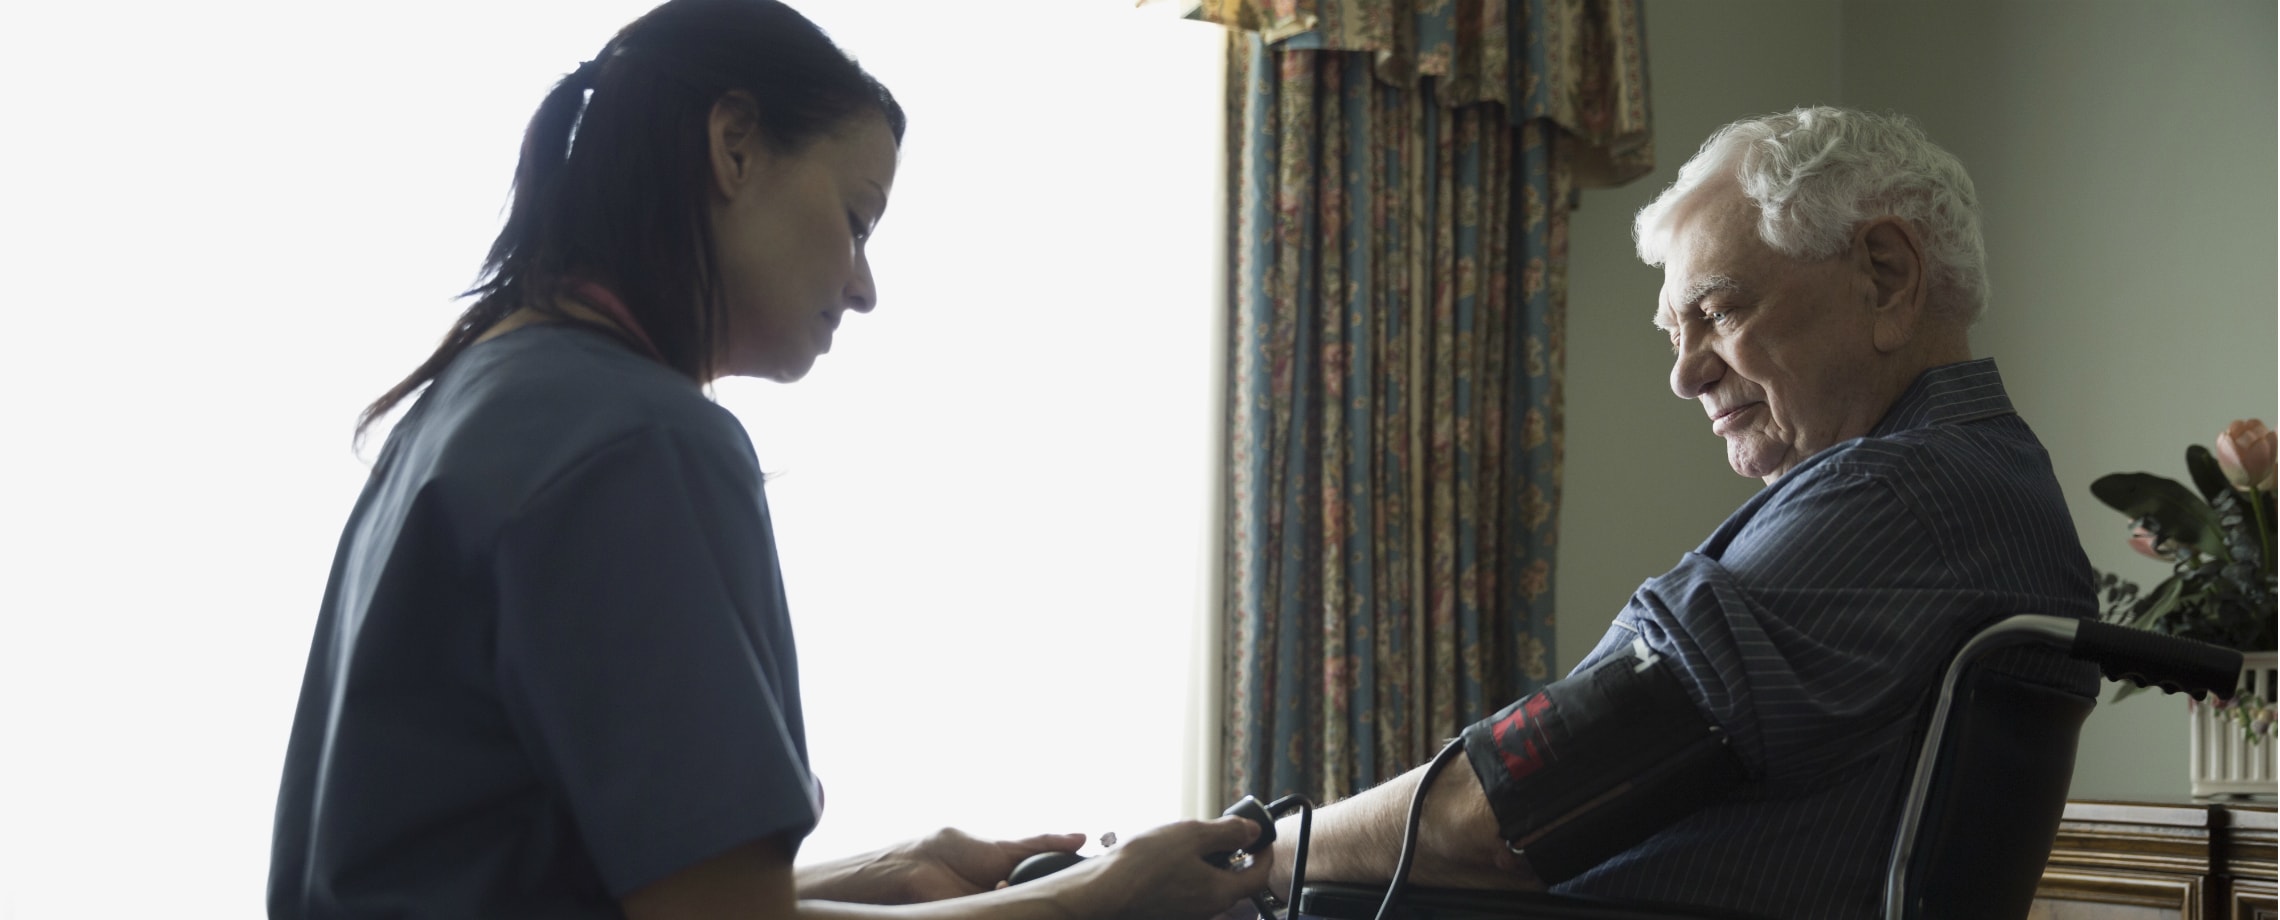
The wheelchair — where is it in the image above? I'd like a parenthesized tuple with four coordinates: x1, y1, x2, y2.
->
(1291, 615, 2245, 920)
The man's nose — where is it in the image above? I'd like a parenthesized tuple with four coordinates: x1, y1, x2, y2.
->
(1669, 330, 1723, 400)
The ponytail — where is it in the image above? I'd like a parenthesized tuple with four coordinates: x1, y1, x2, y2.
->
(354, 60, 604, 442)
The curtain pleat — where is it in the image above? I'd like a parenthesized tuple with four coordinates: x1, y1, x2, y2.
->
(1215, 0, 1643, 806)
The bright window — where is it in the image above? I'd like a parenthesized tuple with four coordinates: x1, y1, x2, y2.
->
(0, 2, 1222, 915)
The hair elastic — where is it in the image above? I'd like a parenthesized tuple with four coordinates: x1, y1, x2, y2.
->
(571, 57, 604, 87)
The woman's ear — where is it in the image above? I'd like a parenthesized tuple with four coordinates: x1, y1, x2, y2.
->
(1854, 216, 1928, 353)
(707, 91, 766, 200)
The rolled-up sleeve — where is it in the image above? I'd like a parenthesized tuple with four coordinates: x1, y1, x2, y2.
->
(1571, 470, 1965, 789)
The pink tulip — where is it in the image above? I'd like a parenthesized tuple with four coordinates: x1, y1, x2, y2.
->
(2127, 524, 2169, 561)
(2215, 419, 2277, 491)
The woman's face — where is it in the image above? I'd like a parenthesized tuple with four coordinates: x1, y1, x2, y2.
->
(708, 107, 900, 382)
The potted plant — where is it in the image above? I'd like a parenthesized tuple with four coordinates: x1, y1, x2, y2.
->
(2092, 419, 2278, 796)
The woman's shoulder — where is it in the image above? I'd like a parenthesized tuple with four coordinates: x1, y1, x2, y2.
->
(395, 325, 756, 502)
(460, 324, 741, 438)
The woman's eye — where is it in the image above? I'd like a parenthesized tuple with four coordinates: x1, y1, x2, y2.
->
(847, 213, 870, 243)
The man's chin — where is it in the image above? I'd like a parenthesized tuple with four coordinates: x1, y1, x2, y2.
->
(1724, 439, 1787, 481)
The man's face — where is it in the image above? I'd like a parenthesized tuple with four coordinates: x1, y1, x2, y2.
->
(1653, 182, 1887, 482)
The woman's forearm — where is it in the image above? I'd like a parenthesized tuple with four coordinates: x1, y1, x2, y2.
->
(633, 839, 1084, 920)
(797, 885, 1076, 920)
(794, 847, 897, 903)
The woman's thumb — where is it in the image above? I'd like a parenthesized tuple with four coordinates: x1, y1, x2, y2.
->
(1206, 815, 1265, 851)
(1013, 832, 1088, 854)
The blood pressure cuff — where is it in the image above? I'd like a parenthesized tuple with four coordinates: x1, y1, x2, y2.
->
(1459, 639, 1746, 885)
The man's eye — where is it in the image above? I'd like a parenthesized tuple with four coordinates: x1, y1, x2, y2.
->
(848, 213, 870, 243)
(1703, 309, 1732, 326)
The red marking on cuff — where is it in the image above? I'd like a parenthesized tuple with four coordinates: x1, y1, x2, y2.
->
(1489, 694, 1554, 780)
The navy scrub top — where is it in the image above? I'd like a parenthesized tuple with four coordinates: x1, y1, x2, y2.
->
(269, 324, 818, 919)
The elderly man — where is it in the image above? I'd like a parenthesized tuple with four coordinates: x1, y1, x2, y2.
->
(1268, 107, 2099, 919)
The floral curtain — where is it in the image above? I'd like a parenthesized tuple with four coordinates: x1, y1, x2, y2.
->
(1207, 0, 1652, 805)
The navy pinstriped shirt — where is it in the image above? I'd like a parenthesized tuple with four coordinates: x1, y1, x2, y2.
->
(1552, 359, 2100, 918)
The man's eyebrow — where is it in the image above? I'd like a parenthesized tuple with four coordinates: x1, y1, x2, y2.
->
(1678, 274, 1741, 311)
(1652, 274, 1743, 331)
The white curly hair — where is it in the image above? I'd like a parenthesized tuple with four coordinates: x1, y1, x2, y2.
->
(1634, 106, 1989, 323)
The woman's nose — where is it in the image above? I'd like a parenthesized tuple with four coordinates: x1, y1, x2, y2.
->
(845, 255, 878, 313)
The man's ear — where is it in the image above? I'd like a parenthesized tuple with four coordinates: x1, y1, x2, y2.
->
(707, 91, 766, 201)
(1855, 216, 1927, 353)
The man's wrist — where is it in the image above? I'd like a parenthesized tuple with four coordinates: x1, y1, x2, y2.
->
(1415, 750, 1538, 890)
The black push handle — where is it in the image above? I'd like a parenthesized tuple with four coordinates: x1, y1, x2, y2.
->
(2071, 621, 2243, 701)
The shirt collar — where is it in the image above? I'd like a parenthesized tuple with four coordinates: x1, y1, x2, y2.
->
(1868, 358, 2016, 437)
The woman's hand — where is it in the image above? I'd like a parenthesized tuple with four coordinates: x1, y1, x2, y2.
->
(892, 828, 1086, 902)
(796, 828, 1084, 904)
(1051, 816, 1273, 920)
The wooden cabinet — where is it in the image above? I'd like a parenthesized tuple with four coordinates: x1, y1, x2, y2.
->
(2032, 799, 2275, 920)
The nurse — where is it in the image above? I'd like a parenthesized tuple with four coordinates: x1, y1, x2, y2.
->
(267, 1, 1268, 917)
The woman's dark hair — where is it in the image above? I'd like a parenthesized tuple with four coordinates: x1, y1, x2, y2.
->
(358, 0, 904, 437)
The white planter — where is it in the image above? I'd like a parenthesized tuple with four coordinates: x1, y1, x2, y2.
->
(2190, 650, 2279, 797)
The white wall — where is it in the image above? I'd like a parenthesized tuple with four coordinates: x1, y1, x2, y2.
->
(1556, 0, 2277, 800)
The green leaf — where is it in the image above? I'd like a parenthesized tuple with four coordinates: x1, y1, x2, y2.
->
(2091, 473, 2232, 561)
(2187, 445, 2234, 503)
(2127, 574, 2186, 632)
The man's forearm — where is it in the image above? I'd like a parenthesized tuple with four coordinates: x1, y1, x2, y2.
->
(1268, 752, 1539, 895)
